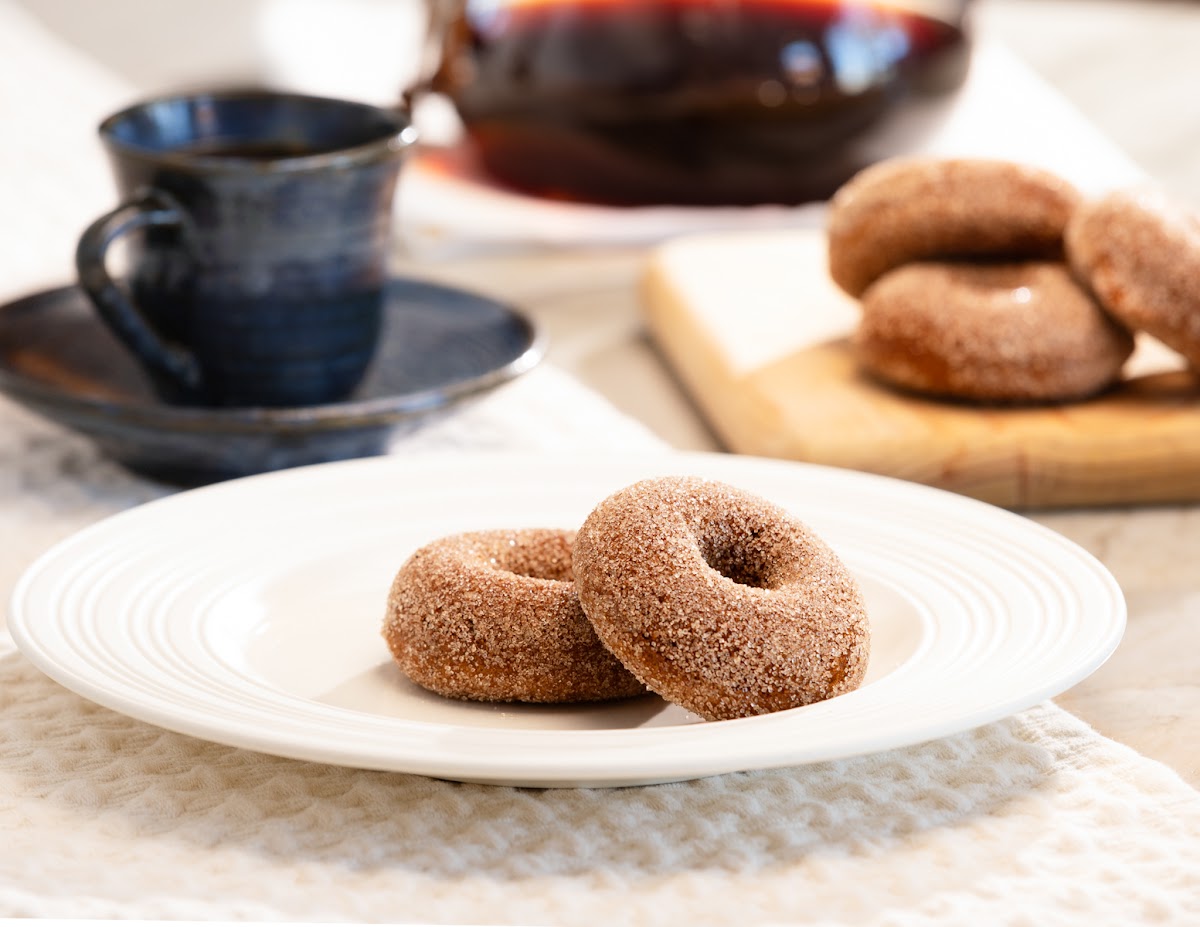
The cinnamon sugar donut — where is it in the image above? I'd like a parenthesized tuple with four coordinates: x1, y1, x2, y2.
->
(856, 260, 1133, 402)
(573, 477, 869, 721)
(827, 158, 1082, 297)
(1066, 189, 1200, 368)
(383, 529, 645, 703)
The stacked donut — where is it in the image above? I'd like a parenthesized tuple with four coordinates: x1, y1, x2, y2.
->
(826, 158, 1200, 402)
(382, 477, 870, 721)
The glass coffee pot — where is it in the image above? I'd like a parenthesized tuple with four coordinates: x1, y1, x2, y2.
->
(427, 0, 972, 206)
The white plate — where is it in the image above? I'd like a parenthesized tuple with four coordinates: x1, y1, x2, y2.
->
(9, 452, 1124, 787)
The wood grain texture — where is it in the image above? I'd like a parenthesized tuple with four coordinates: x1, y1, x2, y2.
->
(643, 229, 1200, 508)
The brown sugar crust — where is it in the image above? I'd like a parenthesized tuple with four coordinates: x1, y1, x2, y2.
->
(827, 158, 1082, 297)
(572, 477, 870, 722)
(1066, 189, 1200, 369)
(383, 529, 646, 703)
(855, 260, 1134, 402)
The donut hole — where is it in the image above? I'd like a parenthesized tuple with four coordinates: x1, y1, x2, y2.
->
(492, 532, 575, 583)
(504, 559, 573, 582)
(698, 529, 783, 590)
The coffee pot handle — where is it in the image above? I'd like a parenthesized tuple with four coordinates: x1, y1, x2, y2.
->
(76, 190, 204, 398)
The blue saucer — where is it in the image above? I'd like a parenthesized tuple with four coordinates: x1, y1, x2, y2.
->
(0, 278, 544, 484)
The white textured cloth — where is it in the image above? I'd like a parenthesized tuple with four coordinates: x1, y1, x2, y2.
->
(2, 3, 1200, 923)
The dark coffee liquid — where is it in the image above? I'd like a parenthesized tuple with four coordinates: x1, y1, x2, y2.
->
(177, 139, 341, 160)
(437, 0, 969, 205)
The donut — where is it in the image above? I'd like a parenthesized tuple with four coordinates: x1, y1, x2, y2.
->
(855, 260, 1134, 402)
(1066, 189, 1200, 369)
(827, 158, 1082, 297)
(383, 528, 646, 703)
(572, 477, 869, 721)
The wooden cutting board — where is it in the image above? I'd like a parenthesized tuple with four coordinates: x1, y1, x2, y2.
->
(643, 229, 1200, 508)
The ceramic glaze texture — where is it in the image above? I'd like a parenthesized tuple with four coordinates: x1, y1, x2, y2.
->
(0, 280, 543, 484)
(125, 166, 397, 403)
(79, 91, 415, 407)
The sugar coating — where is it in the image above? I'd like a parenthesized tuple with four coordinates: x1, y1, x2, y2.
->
(383, 528, 646, 703)
(827, 157, 1082, 297)
(856, 260, 1134, 402)
(573, 477, 870, 721)
(1066, 189, 1200, 369)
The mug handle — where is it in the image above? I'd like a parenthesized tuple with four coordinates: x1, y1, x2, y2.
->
(75, 189, 204, 396)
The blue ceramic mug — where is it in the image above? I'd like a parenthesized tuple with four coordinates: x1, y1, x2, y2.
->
(76, 91, 417, 407)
